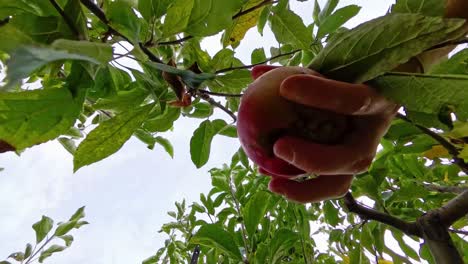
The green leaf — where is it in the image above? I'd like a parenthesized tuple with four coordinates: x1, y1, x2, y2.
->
(38, 245, 66, 263)
(54, 221, 78, 236)
(190, 120, 216, 168)
(186, 0, 243, 36)
(371, 73, 468, 124)
(269, 229, 300, 264)
(0, 88, 82, 152)
(51, 39, 113, 64)
(317, 5, 361, 39)
(154, 136, 174, 158)
(58, 137, 77, 154)
(24, 243, 33, 259)
(392, 0, 445, 16)
(5, 46, 99, 88)
(318, 0, 339, 24)
(138, 0, 172, 20)
(243, 191, 271, 237)
(323, 201, 340, 226)
(107, 1, 142, 42)
(143, 106, 181, 132)
(69, 206, 86, 222)
(32, 216, 53, 243)
(251, 48, 267, 64)
(161, 0, 195, 37)
(59, 235, 74, 247)
(184, 102, 213, 119)
(7, 252, 24, 262)
(309, 13, 467, 83)
(431, 49, 468, 75)
(270, 8, 313, 50)
(208, 70, 252, 94)
(190, 224, 242, 261)
(391, 230, 420, 261)
(0, 24, 34, 53)
(73, 104, 154, 171)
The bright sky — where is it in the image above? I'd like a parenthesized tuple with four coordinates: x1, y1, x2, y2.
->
(0, 1, 394, 263)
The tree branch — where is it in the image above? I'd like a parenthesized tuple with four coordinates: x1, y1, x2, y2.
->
(49, 0, 83, 39)
(190, 245, 201, 264)
(232, 0, 276, 20)
(343, 193, 422, 237)
(197, 89, 243, 97)
(397, 113, 468, 174)
(215, 49, 302, 74)
(423, 183, 468, 194)
(438, 190, 468, 226)
(449, 228, 468, 236)
(79, 0, 163, 63)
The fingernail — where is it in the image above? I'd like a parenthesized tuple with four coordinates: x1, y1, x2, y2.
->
(356, 97, 372, 114)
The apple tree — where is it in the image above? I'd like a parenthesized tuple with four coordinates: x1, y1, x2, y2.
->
(1, 0, 468, 263)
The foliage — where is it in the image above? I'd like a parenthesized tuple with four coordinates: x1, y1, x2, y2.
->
(1, 207, 88, 264)
(1, 0, 468, 263)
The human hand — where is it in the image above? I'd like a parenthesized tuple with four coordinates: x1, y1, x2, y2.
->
(249, 65, 399, 203)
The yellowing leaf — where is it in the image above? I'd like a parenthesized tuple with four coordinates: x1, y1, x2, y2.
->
(222, 0, 265, 47)
(444, 171, 449, 182)
(423, 145, 450, 159)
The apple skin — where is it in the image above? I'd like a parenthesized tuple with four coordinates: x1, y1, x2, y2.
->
(237, 66, 350, 178)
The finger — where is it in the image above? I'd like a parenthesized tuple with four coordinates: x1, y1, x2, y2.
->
(273, 136, 374, 175)
(268, 175, 353, 203)
(280, 74, 396, 115)
(251, 65, 279, 80)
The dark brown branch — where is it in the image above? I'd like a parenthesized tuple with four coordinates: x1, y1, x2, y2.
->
(423, 183, 468, 194)
(79, 0, 108, 23)
(198, 89, 243, 97)
(438, 190, 468, 226)
(343, 192, 422, 237)
(79, 0, 163, 64)
(215, 49, 302, 74)
(157, 36, 194, 46)
(397, 113, 468, 174)
(417, 212, 463, 263)
(196, 91, 237, 122)
(232, 0, 276, 19)
(49, 0, 83, 39)
(449, 228, 468, 236)
(190, 245, 200, 264)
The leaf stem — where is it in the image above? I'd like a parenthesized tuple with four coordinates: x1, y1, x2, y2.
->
(397, 113, 468, 174)
(215, 49, 301, 74)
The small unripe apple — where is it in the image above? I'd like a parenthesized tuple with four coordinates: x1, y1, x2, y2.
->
(237, 67, 350, 178)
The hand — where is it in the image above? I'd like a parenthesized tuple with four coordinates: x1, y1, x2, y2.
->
(252, 65, 399, 203)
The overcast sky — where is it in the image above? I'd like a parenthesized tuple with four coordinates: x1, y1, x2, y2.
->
(0, 1, 393, 263)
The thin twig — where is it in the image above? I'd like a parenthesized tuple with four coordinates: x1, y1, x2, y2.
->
(190, 245, 201, 264)
(423, 183, 468, 194)
(79, 0, 164, 64)
(196, 91, 237, 122)
(232, 0, 276, 20)
(49, 0, 83, 39)
(397, 113, 468, 174)
(198, 89, 243, 97)
(449, 228, 468, 236)
(215, 49, 302, 74)
(343, 193, 422, 237)
(157, 36, 194, 46)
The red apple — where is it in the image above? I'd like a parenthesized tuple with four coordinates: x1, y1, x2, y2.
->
(237, 66, 350, 178)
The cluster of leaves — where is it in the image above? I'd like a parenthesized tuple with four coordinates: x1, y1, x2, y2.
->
(0, 0, 371, 172)
(1, 207, 88, 264)
(144, 149, 341, 264)
(1, 0, 468, 263)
